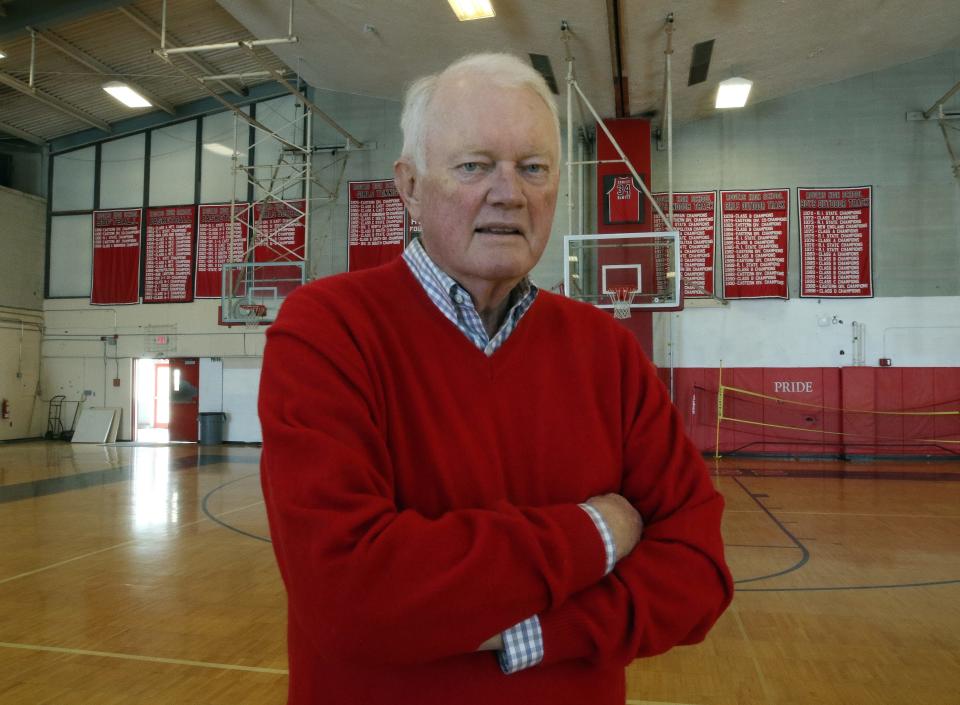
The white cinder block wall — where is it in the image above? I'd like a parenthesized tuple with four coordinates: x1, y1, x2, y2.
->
(649, 48, 960, 368)
(0, 186, 45, 440)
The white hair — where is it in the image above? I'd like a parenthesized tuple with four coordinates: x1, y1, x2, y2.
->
(399, 53, 560, 171)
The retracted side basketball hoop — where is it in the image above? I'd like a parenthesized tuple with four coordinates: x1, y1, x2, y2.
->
(606, 285, 638, 319)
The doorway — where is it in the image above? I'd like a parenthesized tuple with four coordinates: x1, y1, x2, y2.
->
(134, 358, 200, 442)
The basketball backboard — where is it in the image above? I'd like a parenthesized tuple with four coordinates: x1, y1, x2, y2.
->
(220, 261, 305, 324)
(563, 232, 682, 312)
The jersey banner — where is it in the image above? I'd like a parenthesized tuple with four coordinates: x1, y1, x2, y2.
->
(603, 175, 645, 226)
(596, 118, 651, 234)
(720, 189, 790, 299)
(91, 208, 142, 305)
(252, 200, 306, 263)
(653, 191, 717, 298)
(143, 205, 195, 303)
(798, 186, 873, 298)
(196, 204, 248, 298)
(348, 180, 406, 271)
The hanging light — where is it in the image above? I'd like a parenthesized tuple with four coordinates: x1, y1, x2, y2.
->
(715, 77, 753, 109)
(102, 81, 152, 108)
(447, 0, 495, 21)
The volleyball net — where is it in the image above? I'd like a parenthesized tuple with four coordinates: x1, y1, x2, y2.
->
(712, 383, 960, 457)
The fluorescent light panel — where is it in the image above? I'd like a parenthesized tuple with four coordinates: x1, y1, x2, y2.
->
(102, 81, 152, 108)
(447, 0, 495, 21)
(716, 77, 752, 109)
(203, 143, 235, 157)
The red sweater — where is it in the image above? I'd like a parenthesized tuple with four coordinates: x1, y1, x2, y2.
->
(259, 257, 732, 705)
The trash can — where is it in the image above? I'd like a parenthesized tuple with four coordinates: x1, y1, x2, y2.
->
(198, 412, 227, 445)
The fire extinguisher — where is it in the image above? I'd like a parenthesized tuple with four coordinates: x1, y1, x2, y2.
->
(1, 399, 9, 419)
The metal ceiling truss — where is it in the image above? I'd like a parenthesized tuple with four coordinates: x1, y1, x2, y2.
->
(0, 118, 45, 145)
(908, 79, 960, 181)
(137, 0, 369, 293)
(27, 25, 176, 115)
(0, 23, 112, 138)
(560, 20, 672, 239)
(926, 80, 960, 181)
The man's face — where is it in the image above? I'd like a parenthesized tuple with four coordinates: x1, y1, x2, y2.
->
(398, 75, 560, 292)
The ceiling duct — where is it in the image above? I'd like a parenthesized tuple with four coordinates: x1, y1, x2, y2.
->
(529, 53, 558, 95)
(688, 39, 714, 86)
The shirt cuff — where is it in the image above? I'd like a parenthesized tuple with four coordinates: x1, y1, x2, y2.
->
(579, 503, 617, 575)
(498, 615, 544, 674)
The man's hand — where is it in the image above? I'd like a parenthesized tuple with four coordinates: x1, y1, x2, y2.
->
(585, 493, 643, 561)
(476, 633, 504, 651)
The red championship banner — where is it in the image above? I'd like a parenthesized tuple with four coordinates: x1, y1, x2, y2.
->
(196, 204, 248, 298)
(348, 180, 406, 271)
(799, 186, 873, 298)
(144, 205, 195, 303)
(91, 208, 142, 305)
(720, 189, 789, 299)
(653, 191, 717, 298)
(252, 200, 305, 262)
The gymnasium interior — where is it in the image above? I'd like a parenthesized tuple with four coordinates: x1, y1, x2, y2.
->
(0, 0, 958, 703)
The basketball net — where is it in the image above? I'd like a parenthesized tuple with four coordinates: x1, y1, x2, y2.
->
(238, 303, 267, 330)
(606, 286, 637, 319)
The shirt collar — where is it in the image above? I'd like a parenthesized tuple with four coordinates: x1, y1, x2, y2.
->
(403, 237, 537, 316)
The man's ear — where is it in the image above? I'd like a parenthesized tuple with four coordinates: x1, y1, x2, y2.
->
(394, 159, 421, 222)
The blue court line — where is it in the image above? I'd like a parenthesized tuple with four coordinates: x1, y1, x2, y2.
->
(0, 453, 258, 504)
(738, 578, 960, 592)
(201, 472, 272, 543)
(730, 476, 960, 592)
(732, 476, 811, 584)
(726, 543, 797, 549)
(728, 467, 960, 482)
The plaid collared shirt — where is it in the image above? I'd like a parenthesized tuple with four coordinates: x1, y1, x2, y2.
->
(402, 238, 617, 674)
(402, 238, 537, 356)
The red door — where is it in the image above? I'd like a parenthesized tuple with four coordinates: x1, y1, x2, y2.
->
(168, 358, 200, 442)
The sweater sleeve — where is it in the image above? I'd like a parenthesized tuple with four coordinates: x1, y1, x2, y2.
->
(258, 289, 608, 667)
(536, 332, 733, 667)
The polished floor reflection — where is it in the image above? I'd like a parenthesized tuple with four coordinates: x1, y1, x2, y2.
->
(0, 443, 958, 704)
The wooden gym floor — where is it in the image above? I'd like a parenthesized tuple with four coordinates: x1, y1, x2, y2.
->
(0, 442, 958, 704)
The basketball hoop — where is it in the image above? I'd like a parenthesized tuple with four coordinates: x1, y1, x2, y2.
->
(238, 303, 267, 329)
(606, 286, 637, 319)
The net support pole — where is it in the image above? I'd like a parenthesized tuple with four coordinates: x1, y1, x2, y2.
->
(714, 361, 724, 460)
(563, 21, 575, 238)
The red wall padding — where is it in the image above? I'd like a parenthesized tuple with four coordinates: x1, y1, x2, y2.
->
(666, 367, 960, 456)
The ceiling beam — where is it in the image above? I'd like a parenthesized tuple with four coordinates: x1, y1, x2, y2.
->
(117, 6, 245, 97)
(29, 26, 176, 115)
(0, 119, 46, 145)
(0, 70, 110, 132)
(605, 0, 630, 118)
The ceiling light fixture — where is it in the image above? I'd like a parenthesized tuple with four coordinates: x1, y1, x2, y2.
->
(203, 143, 235, 157)
(715, 77, 752, 109)
(447, 0, 495, 21)
(0, 50, 7, 60)
(102, 81, 152, 108)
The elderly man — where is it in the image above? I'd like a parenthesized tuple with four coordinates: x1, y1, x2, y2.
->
(259, 53, 732, 705)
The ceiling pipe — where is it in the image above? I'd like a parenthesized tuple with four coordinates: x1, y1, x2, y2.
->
(118, 6, 245, 97)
